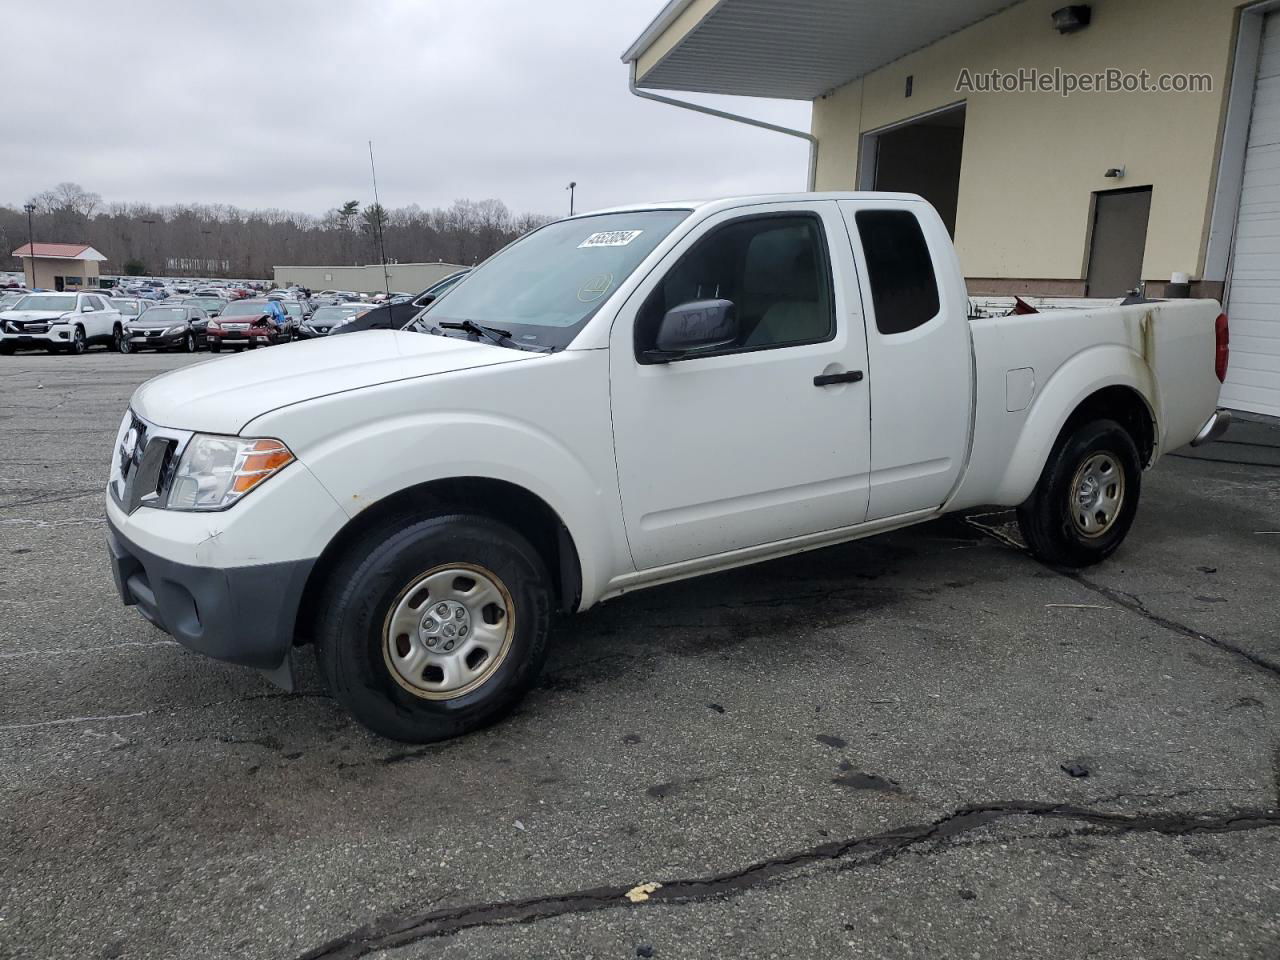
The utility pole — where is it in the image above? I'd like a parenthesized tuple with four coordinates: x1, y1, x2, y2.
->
(368, 140, 392, 299)
(23, 202, 35, 288)
(141, 218, 157, 273)
(566, 181, 576, 217)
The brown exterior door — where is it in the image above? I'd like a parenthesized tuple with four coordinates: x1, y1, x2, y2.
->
(1086, 187, 1153, 297)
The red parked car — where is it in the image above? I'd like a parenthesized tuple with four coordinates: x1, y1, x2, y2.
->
(206, 299, 292, 353)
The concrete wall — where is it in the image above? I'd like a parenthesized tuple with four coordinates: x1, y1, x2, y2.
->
(810, 0, 1247, 289)
(23, 257, 102, 291)
(273, 262, 469, 295)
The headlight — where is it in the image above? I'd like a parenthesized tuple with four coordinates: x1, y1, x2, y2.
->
(207, 320, 221, 329)
(167, 435, 295, 511)
(165, 325, 186, 336)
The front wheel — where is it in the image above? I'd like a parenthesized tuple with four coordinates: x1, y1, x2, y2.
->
(69, 326, 87, 355)
(315, 514, 551, 743)
(183, 332, 196, 353)
(1017, 418, 1141, 568)
(210, 342, 221, 353)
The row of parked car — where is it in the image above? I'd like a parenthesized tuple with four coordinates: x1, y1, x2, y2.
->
(0, 272, 469, 355)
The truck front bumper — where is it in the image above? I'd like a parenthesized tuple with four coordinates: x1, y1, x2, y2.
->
(1190, 408, 1232, 447)
(107, 517, 314, 681)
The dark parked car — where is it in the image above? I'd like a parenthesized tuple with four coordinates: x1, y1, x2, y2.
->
(122, 304, 209, 353)
(207, 299, 291, 352)
(330, 271, 469, 337)
(183, 296, 229, 318)
(296, 304, 367, 339)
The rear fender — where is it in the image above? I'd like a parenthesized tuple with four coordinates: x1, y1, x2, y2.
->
(992, 344, 1155, 505)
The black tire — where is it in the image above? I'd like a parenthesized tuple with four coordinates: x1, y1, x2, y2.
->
(210, 343, 221, 353)
(184, 332, 196, 353)
(314, 513, 551, 743)
(118, 330, 133, 354)
(1017, 418, 1141, 568)
(70, 326, 87, 355)
(112, 324, 126, 353)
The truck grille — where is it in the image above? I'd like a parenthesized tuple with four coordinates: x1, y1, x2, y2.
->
(110, 413, 191, 513)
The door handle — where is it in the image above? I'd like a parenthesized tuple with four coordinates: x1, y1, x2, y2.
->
(813, 370, 864, 387)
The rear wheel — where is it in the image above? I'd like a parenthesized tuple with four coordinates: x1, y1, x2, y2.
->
(1017, 418, 1141, 567)
(112, 324, 126, 353)
(314, 513, 551, 742)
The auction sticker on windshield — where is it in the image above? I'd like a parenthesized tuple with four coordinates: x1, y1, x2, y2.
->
(579, 230, 643, 248)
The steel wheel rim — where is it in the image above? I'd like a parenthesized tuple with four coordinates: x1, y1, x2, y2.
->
(382, 562, 515, 700)
(1068, 451, 1125, 538)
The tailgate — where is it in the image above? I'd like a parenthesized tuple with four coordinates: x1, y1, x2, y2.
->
(1141, 300, 1223, 452)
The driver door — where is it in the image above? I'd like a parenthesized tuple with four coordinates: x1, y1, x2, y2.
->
(608, 201, 872, 571)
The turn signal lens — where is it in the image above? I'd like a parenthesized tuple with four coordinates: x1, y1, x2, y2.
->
(230, 441, 295, 495)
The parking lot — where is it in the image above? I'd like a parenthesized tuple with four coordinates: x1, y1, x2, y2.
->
(1, 350, 1278, 959)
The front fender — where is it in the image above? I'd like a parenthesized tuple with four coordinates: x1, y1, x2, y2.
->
(277, 410, 627, 610)
(991, 344, 1155, 505)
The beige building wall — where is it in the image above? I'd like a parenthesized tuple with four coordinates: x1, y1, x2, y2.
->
(24, 257, 102, 290)
(810, 0, 1247, 290)
(273, 262, 469, 295)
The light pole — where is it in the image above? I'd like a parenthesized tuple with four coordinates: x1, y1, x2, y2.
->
(141, 218, 157, 273)
(23, 203, 35, 288)
(566, 181, 576, 216)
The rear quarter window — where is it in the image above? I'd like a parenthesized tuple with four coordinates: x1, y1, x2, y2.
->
(855, 209, 940, 335)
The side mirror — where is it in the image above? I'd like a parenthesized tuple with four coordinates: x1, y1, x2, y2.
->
(645, 299, 738, 362)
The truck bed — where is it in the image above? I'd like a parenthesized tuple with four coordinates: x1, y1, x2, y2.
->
(949, 298, 1224, 511)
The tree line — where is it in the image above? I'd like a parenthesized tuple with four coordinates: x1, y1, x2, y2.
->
(0, 183, 554, 279)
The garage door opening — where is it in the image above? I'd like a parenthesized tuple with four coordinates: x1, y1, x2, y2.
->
(859, 104, 966, 237)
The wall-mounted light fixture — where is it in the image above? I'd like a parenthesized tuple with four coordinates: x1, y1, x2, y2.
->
(1052, 5, 1092, 33)
(1104, 166, 1126, 179)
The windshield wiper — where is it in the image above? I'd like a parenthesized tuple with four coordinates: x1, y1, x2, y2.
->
(437, 320, 551, 353)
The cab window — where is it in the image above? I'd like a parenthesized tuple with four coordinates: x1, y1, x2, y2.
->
(635, 214, 834, 359)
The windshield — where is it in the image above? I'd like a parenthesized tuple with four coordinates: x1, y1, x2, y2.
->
(415, 210, 689, 350)
(15, 294, 78, 311)
(220, 301, 267, 317)
(187, 297, 224, 309)
(282, 302, 303, 317)
(136, 307, 185, 323)
(111, 299, 141, 316)
(312, 306, 362, 322)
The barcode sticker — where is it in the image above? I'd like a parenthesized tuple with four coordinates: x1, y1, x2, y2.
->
(578, 230, 643, 248)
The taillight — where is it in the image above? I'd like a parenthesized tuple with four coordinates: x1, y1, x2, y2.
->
(1215, 313, 1229, 383)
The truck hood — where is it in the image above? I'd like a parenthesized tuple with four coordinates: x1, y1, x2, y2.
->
(131, 329, 542, 435)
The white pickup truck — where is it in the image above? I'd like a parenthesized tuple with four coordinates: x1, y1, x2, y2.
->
(105, 193, 1230, 742)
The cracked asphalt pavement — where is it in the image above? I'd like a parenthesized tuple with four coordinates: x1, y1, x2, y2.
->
(2, 352, 1278, 960)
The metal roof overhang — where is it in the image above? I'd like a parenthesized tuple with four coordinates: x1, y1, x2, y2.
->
(624, 0, 1020, 100)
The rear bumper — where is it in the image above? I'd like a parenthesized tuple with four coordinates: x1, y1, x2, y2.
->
(106, 516, 313, 674)
(1190, 408, 1232, 447)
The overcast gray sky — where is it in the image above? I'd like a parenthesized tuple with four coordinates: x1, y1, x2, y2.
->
(2, 1, 811, 218)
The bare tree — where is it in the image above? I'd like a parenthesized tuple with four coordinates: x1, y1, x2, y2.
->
(0, 184, 550, 279)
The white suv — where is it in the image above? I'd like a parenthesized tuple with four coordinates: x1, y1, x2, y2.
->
(0, 291, 124, 354)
